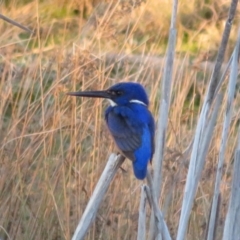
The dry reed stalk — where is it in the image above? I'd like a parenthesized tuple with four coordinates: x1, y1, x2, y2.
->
(72, 154, 125, 240)
(176, 0, 238, 238)
(150, 0, 178, 238)
(0, 13, 34, 34)
(207, 30, 240, 240)
(177, 93, 223, 240)
(137, 185, 147, 240)
(222, 129, 240, 239)
(147, 170, 171, 240)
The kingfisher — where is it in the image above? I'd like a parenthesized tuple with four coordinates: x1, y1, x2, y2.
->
(67, 82, 155, 180)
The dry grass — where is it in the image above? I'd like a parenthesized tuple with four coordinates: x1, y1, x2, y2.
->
(0, 0, 239, 239)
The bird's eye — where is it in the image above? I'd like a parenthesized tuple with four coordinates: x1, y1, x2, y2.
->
(116, 91, 123, 96)
(107, 90, 123, 96)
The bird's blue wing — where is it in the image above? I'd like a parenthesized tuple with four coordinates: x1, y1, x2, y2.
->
(105, 106, 143, 161)
(105, 105, 155, 179)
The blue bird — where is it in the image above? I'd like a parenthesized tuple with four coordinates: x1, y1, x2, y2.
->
(67, 82, 155, 180)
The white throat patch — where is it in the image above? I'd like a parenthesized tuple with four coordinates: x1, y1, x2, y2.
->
(108, 99, 117, 106)
(107, 99, 147, 107)
(130, 99, 147, 106)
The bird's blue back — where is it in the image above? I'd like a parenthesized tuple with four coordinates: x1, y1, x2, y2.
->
(105, 101, 155, 180)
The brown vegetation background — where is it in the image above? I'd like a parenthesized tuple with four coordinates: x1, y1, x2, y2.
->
(0, 0, 239, 239)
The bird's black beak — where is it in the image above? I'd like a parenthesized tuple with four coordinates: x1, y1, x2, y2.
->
(67, 90, 111, 99)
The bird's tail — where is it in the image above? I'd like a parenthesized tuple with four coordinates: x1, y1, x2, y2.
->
(132, 161, 147, 180)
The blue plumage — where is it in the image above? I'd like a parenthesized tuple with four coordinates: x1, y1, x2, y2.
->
(67, 82, 155, 180)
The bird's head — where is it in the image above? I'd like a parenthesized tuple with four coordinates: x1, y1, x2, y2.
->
(67, 82, 149, 107)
